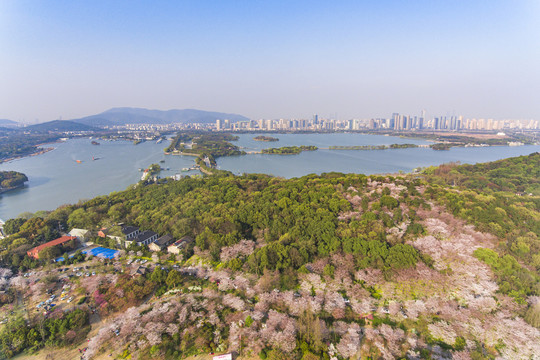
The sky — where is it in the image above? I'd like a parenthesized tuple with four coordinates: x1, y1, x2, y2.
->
(1, 0, 539, 123)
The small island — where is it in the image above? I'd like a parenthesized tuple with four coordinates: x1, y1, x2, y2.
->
(430, 143, 452, 150)
(262, 145, 318, 154)
(0, 170, 28, 193)
(253, 135, 279, 142)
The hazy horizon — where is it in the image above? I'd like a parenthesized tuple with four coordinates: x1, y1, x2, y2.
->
(1, 1, 539, 123)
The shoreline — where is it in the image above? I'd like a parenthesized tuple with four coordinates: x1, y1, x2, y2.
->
(198, 166, 214, 175)
(164, 150, 213, 174)
(0, 183, 26, 194)
(0, 147, 55, 164)
(164, 151, 199, 157)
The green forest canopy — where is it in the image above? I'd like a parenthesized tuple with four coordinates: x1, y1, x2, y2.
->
(0, 171, 28, 189)
(2, 153, 539, 302)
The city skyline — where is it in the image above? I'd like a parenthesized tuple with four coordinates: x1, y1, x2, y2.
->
(214, 112, 539, 132)
(4, 106, 540, 128)
(1, 1, 540, 122)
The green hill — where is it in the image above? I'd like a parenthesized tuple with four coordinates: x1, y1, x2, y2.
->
(25, 120, 98, 133)
(423, 152, 540, 195)
(72, 107, 250, 127)
(1, 154, 539, 360)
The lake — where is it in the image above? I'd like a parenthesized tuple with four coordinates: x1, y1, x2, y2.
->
(1, 133, 538, 220)
(0, 138, 198, 220)
(220, 133, 540, 177)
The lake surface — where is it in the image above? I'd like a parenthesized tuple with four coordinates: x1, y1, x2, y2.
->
(1, 133, 538, 220)
(0, 138, 198, 220)
(220, 133, 540, 178)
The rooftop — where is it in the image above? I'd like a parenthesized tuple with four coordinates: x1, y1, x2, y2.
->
(134, 230, 158, 243)
(154, 234, 174, 247)
(121, 226, 139, 235)
(27, 236, 77, 258)
(170, 236, 194, 247)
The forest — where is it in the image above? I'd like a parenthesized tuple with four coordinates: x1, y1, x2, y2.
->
(0, 153, 539, 359)
(0, 131, 60, 162)
(421, 152, 540, 304)
(0, 171, 28, 191)
(423, 152, 540, 195)
(0, 308, 89, 358)
(254, 136, 279, 142)
(165, 132, 245, 158)
(262, 145, 318, 154)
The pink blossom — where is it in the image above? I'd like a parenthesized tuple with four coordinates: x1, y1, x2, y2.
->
(223, 293, 245, 311)
(336, 325, 362, 358)
(220, 240, 256, 262)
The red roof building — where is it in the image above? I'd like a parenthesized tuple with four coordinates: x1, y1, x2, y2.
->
(27, 236, 77, 259)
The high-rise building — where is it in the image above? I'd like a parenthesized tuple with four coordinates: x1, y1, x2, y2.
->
(391, 113, 399, 130)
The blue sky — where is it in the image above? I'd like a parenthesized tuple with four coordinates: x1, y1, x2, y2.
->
(1, 0, 539, 122)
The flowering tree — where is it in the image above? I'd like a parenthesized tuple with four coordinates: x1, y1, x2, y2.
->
(336, 325, 362, 358)
(222, 293, 245, 312)
(220, 240, 256, 262)
(260, 310, 297, 353)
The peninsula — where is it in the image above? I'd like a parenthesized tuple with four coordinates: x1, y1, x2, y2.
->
(262, 145, 318, 154)
(165, 132, 244, 175)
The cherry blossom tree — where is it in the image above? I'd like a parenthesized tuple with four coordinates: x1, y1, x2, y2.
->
(0, 268, 13, 278)
(222, 293, 245, 312)
(259, 310, 297, 353)
(336, 325, 362, 358)
(220, 240, 256, 262)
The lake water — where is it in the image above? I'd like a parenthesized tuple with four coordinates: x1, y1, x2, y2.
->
(0, 138, 198, 220)
(220, 133, 540, 177)
(1, 133, 538, 220)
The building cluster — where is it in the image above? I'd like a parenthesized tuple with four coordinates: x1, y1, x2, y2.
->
(369, 113, 539, 131)
(98, 225, 193, 254)
(107, 123, 209, 131)
(216, 116, 351, 132)
(25, 225, 194, 260)
(214, 113, 539, 132)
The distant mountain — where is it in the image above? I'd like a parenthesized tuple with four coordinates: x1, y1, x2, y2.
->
(25, 120, 98, 132)
(0, 119, 18, 127)
(72, 107, 250, 127)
